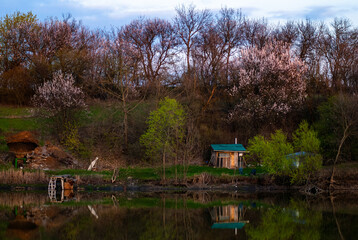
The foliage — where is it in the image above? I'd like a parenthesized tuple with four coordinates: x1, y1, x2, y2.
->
(247, 122, 322, 184)
(1, 9, 358, 166)
(32, 71, 86, 116)
(293, 121, 320, 153)
(229, 40, 307, 123)
(246, 199, 322, 240)
(32, 71, 86, 137)
(60, 121, 90, 159)
(0, 12, 39, 104)
(140, 98, 185, 163)
(316, 94, 358, 163)
(61, 121, 81, 151)
(248, 130, 294, 176)
(291, 121, 322, 183)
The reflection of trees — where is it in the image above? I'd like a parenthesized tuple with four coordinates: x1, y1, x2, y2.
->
(47, 196, 209, 240)
(246, 200, 322, 240)
(139, 209, 177, 240)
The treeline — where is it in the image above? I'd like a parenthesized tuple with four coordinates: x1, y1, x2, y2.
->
(1, 6, 358, 164)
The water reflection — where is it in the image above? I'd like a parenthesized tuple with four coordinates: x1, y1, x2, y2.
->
(210, 204, 249, 234)
(245, 200, 322, 240)
(0, 191, 358, 240)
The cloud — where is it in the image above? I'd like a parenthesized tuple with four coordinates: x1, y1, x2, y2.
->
(268, 5, 358, 24)
(54, 0, 358, 28)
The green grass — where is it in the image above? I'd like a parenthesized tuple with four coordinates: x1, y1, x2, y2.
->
(75, 104, 125, 128)
(46, 169, 112, 176)
(0, 105, 32, 117)
(114, 165, 265, 180)
(44, 165, 266, 181)
(0, 135, 8, 152)
(0, 162, 12, 171)
(0, 118, 38, 132)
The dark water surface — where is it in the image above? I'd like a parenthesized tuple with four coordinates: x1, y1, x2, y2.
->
(0, 190, 357, 240)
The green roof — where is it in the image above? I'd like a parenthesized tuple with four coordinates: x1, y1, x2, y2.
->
(211, 222, 246, 229)
(211, 144, 246, 152)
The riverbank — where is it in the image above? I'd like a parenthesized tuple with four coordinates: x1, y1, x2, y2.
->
(1, 163, 358, 193)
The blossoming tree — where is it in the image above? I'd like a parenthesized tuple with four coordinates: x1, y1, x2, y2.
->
(229, 40, 307, 123)
(32, 71, 86, 125)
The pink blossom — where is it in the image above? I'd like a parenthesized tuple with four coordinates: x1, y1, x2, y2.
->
(32, 71, 86, 115)
(229, 40, 307, 121)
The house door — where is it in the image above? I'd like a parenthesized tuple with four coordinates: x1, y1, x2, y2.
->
(218, 153, 230, 168)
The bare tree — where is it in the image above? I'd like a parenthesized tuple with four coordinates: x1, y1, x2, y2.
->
(296, 19, 328, 96)
(320, 18, 358, 93)
(242, 18, 271, 49)
(100, 31, 143, 152)
(216, 7, 244, 85)
(122, 17, 177, 97)
(329, 94, 358, 190)
(273, 21, 298, 45)
(174, 4, 211, 91)
(192, 23, 226, 90)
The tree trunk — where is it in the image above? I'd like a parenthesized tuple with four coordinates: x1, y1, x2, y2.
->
(330, 194, 345, 240)
(175, 131, 178, 184)
(123, 109, 128, 152)
(162, 147, 166, 183)
(330, 128, 349, 190)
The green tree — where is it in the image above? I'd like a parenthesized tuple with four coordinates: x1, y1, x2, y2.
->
(247, 122, 322, 184)
(140, 98, 185, 182)
(290, 121, 322, 184)
(0, 11, 39, 104)
(247, 130, 293, 177)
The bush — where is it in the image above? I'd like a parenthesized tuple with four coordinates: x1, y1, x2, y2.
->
(247, 121, 322, 184)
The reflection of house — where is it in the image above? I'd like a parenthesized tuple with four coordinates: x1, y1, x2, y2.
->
(210, 205, 249, 232)
(210, 144, 246, 169)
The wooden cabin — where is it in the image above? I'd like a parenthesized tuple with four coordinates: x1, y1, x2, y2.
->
(210, 144, 246, 169)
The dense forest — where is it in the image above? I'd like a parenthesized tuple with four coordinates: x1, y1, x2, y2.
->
(1, 5, 357, 167)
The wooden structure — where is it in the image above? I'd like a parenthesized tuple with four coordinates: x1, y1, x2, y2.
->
(210, 144, 246, 169)
(48, 175, 76, 203)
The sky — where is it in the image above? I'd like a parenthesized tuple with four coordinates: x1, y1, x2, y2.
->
(1, 0, 357, 29)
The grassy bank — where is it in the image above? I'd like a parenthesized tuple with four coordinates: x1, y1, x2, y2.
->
(47, 165, 266, 181)
(0, 164, 266, 188)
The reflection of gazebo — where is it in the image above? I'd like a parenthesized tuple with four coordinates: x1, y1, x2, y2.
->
(210, 204, 249, 234)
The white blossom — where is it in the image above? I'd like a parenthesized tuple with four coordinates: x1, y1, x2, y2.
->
(32, 71, 86, 115)
(229, 40, 307, 121)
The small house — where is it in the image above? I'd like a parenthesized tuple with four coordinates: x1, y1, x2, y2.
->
(210, 144, 246, 169)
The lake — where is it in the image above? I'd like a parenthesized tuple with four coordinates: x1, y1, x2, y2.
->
(0, 190, 357, 239)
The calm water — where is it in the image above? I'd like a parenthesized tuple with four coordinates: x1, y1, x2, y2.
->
(0, 190, 357, 240)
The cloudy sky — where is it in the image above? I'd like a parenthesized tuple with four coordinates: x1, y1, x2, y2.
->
(1, 0, 357, 29)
